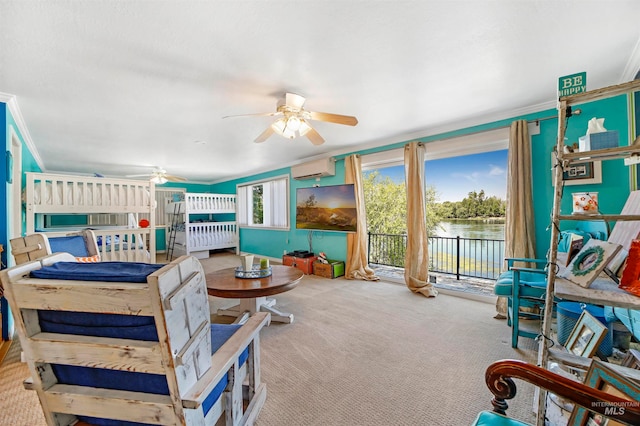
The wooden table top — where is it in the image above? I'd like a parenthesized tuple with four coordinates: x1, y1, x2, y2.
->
(205, 265, 303, 298)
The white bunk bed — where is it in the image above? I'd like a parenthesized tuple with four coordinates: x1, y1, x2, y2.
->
(168, 192, 238, 259)
(24, 172, 156, 263)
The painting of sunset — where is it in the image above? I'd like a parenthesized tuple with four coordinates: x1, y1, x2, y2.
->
(296, 184, 358, 232)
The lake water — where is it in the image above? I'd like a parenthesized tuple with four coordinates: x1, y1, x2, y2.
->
(430, 219, 505, 278)
(435, 220, 505, 240)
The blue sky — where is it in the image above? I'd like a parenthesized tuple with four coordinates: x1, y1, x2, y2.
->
(373, 150, 508, 202)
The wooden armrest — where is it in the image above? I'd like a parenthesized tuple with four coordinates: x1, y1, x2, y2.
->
(11, 244, 43, 255)
(182, 312, 270, 409)
(485, 359, 640, 424)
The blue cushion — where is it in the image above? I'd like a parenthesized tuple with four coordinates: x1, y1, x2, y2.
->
(472, 410, 530, 426)
(30, 261, 163, 283)
(50, 322, 246, 425)
(48, 235, 90, 257)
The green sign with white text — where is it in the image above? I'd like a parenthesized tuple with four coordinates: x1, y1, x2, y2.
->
(558, 72, 587, 97)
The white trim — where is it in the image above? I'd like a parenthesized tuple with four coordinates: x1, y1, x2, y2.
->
(424, 127, 509, 161)
(361, 148, 403, 170)
(0, 92, 45, 171)
(361, 127, 509, 170)
(620, 36, 640, 83)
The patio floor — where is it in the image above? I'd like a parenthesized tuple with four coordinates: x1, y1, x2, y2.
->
(370, 264, 496, 297)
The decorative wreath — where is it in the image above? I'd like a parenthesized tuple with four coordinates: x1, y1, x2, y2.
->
(571, 245, 605, 276)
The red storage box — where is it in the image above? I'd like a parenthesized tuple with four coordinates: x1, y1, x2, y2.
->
(282, 254, 317, 275)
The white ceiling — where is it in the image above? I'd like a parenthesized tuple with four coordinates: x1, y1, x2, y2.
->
(1, 1, 639, 184)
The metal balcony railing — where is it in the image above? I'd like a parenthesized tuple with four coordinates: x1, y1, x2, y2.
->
(367, 232, 505, 280)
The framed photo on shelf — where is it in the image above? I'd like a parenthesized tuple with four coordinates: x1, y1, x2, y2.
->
(551, 152, 602, 186)
(568, 360, 640, 426)
(558, 239, 622, 288)
(564, 310, 608, 358)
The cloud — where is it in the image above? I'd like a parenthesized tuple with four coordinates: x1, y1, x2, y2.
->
(488, 165, 505, 176)
(451, 165, 504, 182)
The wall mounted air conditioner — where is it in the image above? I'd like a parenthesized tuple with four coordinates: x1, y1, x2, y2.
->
(291, 157, 336, 180)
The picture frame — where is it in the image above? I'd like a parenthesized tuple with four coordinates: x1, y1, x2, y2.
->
(559, 239, 622, 288)
(564, 310, 608, 358)
(621, 349, 640, 370)
(551, 152, 602, 186)
(568, 360, 640, 426)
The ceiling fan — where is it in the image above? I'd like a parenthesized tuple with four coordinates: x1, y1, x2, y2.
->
(127, 168, 187, 184)
(224, 93, 358, 145)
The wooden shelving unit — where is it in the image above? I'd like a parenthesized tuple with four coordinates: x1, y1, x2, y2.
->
(537, 79, 640, 426)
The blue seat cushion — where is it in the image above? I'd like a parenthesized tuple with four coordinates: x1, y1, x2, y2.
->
(48, 235, 90, 257)
(471, 410, 530, 426)
(494, 271, 546, 297)
(55, 324, 248, 425)
(30, 261, 163, 283)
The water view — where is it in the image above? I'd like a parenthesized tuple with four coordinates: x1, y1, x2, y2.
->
(429, 219, 505, 279)
(435, 219, 505, 240)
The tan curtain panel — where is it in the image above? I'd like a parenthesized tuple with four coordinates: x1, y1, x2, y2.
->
(497, 120, 537, 316)
(345, 155, 379, 281)
(404, 142, 437, 297)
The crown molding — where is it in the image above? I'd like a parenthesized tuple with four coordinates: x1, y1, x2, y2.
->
(621, 36, 640, 82)
(0, 92, 45, 170)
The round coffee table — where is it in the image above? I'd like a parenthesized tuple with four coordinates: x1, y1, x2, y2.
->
(206, 265, 303, 324)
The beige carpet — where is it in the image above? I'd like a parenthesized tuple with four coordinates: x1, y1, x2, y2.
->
(0, 252, 538, 425)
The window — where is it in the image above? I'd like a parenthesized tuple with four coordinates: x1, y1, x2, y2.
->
(237, 175, 289, 229)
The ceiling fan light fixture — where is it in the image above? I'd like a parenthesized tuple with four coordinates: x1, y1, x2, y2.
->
(298, 120, 311, 136)
(271, 117, 296, 139)
(151, 175, 168, 184)
(286, 115, 301, 131)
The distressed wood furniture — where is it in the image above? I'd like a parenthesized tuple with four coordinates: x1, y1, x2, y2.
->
(24, 172, 157, 263)
(1, 253, 269, 425)
(10, 230, 100, 265)
(472, 359, 640, 426)
(540, 79, 640, 425)
(207, 265, 303, 324)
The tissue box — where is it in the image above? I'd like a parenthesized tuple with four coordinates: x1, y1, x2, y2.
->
(578, 130, 619, 151)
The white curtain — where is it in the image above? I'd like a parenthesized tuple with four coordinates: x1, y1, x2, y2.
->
(237, 184, 250, 226)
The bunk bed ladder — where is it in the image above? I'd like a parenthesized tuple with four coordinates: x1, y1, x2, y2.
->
(167, 202, 181, 261)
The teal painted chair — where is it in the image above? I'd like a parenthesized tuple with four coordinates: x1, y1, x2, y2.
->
(494, 257, 548, 348)
(495, 229, 599, 348)
(471, 359, 640, 425)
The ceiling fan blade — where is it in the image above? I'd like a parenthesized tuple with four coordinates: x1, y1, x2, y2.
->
(126, 174, 152, 178)
(285, 93, 306, 109)
(165, 174, 188, 182)
(223, 111, 281, 119)
(255, 126, 275, 143)
(306, 127, 325, 145)
(308, 111, 358, 126)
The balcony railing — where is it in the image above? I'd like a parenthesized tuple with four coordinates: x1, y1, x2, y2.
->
(367, 232, 505, 280)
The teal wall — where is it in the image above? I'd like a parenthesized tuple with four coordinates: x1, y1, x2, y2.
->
(212, 165, 350, 261)
(1, 93, 635, 265)
(212, 95, 634, 262)
(531, 95, 631, 256)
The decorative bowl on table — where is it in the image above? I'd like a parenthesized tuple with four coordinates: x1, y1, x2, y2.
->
(235, 265, 272, 279)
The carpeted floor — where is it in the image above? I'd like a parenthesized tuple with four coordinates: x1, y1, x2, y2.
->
(0, 252, 539, 425)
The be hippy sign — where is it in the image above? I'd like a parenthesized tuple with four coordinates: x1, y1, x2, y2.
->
(558, 72, 586, 97)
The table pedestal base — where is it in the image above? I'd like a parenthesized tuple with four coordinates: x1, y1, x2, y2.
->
(217, 296, 294, 324)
